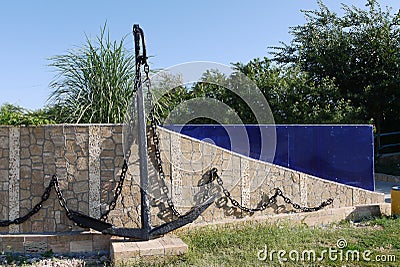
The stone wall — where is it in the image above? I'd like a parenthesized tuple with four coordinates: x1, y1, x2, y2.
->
(155, 128, 384, 225)
(0, 125, 125, 234)
(0, 125, 384, 235)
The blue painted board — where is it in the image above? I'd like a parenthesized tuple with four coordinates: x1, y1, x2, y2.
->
(164, 125, 375, 191)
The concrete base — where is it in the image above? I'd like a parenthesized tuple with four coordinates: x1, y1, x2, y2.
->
(110, 235, 188, 265)
(174, 203, 392, 233)
(0, 231, 110, 254)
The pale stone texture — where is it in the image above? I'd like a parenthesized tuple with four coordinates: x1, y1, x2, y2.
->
(170, 132, 183, 206)
(8, 127, 20, 233)
(240, 158, 251, 209)
(0, 128, 9, 230)
(88, 125, 101, 218)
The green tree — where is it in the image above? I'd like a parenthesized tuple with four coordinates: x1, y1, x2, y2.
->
(234, 58, 362, 124)
(150, 69, 263, 125)
(189, 69, 259, 124)
(150, 71, 190, 124)
(272, 0, 400, 132)
(0, 103, 55, 125)
(151, 58, 360, 125)
(48, 24, 135, 123)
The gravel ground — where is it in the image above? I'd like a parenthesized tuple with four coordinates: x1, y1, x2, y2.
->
(0, 253, 110, 266)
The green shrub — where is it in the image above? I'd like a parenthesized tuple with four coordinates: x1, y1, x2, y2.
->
(0, 103, 55, 126)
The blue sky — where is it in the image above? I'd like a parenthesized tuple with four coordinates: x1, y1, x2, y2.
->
(1, 0, 399, 110)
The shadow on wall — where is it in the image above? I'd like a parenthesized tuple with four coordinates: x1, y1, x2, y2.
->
(149, 166, 291, 223)
(195, 171, 290, 219)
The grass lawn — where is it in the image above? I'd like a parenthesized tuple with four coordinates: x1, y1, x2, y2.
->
(132, 216, 400, 266)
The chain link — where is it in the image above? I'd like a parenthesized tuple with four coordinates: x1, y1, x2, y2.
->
(0, 176, 56, 227)
(208, 168, 334, 213)
(53, 174, 73, 221)
(0, 159, 128, 227)
(100, 160, 128, 221)
(141, 59, 181, 217)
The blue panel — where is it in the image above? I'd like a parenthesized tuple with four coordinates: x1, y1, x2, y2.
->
(274, 126, 289, 168)
(164, 124, 374, 191)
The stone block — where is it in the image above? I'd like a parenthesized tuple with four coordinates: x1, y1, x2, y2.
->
(101, 138, 115, 150)
(48, 236, 69, 253)
(43, 140, 55, 152)
(78, 201, 89, 214)
(73, 180, 88, 193)
(100, 127, 113, 138)
(100, 149, 115, 158)
(24, 240, 48, 254)
(159, 235, 188, 256)
(100, 158, 114, 170)
(30, 144, 43, 156)
(111, 241, 140, 261)
(44, 218, 56, 232)
(32, 169, 44, 180)
(3, 240, 24, 253)
(19, 189, 30, 200)
(75, 170, 89, 181)
(115, 143, 124, 156)
(0, 127, 8, 136)
(70, 240, 93, 253)
(92, 234, 111, 252)
(112, 129, 122, 141)
(44, 164, 56, 176)
(20, 221, 32, 232)
(0, 169, 8, 182)
(76, 157, 88, 171)
(65, 152, 77, 163)
(180, 138, 192, 155)
(0, 158, 8, 170)
(1, 149, 8, 158)
(111, 236, 188, 266)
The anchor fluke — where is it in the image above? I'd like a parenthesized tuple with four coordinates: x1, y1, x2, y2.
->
(69, 211, 113, 232)
(149, 195, 216, 238)
(102, 227, 149, 240)
(101, 196, 215, 240)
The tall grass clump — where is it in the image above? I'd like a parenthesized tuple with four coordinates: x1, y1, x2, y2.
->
(48, 23, 135, 123)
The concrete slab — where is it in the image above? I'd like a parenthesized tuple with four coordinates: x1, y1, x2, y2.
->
(0, 232, 110, 254)
(110, 235, 188, 265)
(375, 180, 400, 203)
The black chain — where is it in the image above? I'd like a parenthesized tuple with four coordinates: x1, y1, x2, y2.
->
(52, 174, 73, 221)
(143, 61, 182, 217)
(149, 121, 181, 217)
(100, 160, 128, 221)
(208, 168, 334, 213)
(0, 176, 56, 227)
(0, 160, 128, 227)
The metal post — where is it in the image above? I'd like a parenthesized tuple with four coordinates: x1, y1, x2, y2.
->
(137, 76, 152, 234)
(134, 24, 152, 235)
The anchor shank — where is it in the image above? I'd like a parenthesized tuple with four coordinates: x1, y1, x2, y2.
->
(134, 25, 152, 234)
(137, 75, 152, 233)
